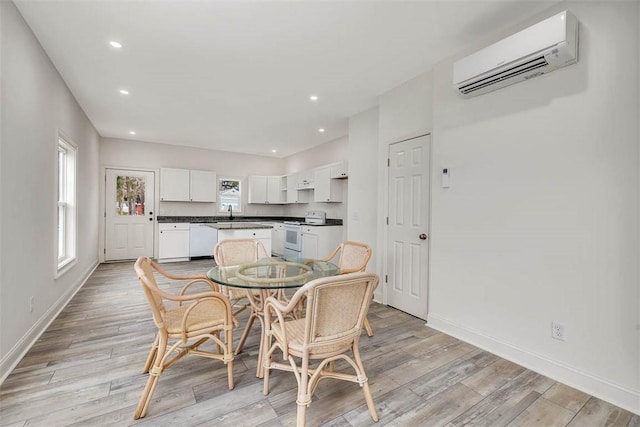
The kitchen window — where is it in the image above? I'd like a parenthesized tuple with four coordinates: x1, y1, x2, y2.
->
(218, 177, 242, 214)
(56, 134, 77, 275)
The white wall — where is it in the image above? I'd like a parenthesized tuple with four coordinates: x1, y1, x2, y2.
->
(347, 108, 380, 288)
(423, 1, 639, 413)
(0, 1, 101, 380)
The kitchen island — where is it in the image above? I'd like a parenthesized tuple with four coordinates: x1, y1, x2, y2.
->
(209, 222, 273, 256)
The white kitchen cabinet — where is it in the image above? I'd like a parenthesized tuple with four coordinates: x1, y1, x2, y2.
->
(270, 223, 285, 256)
(267, 176, 285, 203)
(217, 227, 272, 256)
(248, 175, 285, 204)
(189, 170, 217, 202)
(314, 166, 342, 202)
(301, 225, 343, 260)
(297, 169, 314, 190)
(160, 168, 190, 201)
(160, 168, 216, 202)
(158, 223, 190, 263)
(285, 174, 310, 204)
(330, 160, 348, 179)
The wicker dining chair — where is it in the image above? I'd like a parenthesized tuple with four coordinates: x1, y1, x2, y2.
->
(213, 238, 270, 355)
(133, 256, 235, 420)
(263, 272, 380, 427)
(322, 241, 374, 336)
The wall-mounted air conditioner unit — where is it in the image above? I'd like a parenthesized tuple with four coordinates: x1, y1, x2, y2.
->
(453, 10, 579, 97)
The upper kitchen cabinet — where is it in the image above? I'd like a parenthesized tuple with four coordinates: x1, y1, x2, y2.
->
(297, 169, 314, 190)
(285, 174, 309, 204)
(330, 160, 348, 179)
(189, 169, 217, 202)
(160, 168, 216, 202)
(160, 168, 190, 201)
(314, 165, 342, 202)
(248, 175, 285, 204)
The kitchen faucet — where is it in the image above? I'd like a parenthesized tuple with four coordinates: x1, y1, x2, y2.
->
(228, 204, 233, 220)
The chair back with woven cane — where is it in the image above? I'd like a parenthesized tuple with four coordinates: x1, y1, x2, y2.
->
(324, 241, 372, 274)
(133, 257, 235, 420)
(323, 241, 374, 336)
(214, 238, 270, 267)
(263, 272, 380, 427)
(213, 238, 270, 354)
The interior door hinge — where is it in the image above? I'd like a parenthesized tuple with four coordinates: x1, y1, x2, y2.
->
(103, 248, 106, 254)
(386, 217, 389, 225)
(385, 275, 388, 283)
(387, 158, 390, 167)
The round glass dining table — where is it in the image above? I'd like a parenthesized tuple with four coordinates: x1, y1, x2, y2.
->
(206, 258, 339, 377)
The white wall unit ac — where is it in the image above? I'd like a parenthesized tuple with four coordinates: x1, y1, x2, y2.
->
(453, 10, 578, 97)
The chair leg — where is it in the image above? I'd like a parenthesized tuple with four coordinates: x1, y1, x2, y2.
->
(142, 334, 159, 373)
(363, 317, 374, 337)
(362, 381, 378, 422)
(295, 356, 311, 427)
(134, 333, 167, 419)
(227, 359, 234, 390)
(352, 343, 378, 422)
(263, 346, 271, 395)
(235, 311, 257, 355)
(296, 403, 308, 427)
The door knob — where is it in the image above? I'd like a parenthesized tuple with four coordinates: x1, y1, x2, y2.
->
(149, 218, 153, 221)
(419, 233, 427, 240)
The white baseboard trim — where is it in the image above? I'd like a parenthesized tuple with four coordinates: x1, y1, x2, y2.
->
(0, 259, 100, 384)
(426, 313, 640, 416)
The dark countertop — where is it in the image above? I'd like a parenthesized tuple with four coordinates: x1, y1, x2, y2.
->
(157, 216, 343, 226)
(206, 222, 273, 230)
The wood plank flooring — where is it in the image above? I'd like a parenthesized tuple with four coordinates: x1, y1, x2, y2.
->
(1, 260, 638, 427)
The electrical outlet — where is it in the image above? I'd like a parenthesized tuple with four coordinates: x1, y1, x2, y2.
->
(551, 321, 565, 341)
(29, 296, 34, 313)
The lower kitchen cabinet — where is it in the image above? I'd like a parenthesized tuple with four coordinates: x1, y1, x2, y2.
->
(158, 223, 190, 263)
(301, 225, 343, 260)
(263, 222, 285, 256)
(217, 228, 272, 256)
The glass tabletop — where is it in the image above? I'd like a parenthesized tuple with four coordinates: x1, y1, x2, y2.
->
(206, 258, 340, 289)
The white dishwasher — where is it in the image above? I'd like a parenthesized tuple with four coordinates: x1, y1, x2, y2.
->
(189, 224, 218, 258)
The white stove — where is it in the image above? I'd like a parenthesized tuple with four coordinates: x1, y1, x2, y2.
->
(283, 211, 326, 226)
(283, 211, 326, 258)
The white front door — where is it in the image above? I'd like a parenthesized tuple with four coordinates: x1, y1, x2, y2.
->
(105, 169, 155, 261)
(386, 135, 431, 320)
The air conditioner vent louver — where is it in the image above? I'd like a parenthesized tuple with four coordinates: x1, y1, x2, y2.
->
(459, 56, 548, 94)
(453, 10, 579, 97)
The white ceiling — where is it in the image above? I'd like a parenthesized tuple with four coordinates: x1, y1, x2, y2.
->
(14, 0, 555, 158)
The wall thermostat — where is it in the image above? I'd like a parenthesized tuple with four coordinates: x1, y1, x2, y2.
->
(441, 168, 450, 188)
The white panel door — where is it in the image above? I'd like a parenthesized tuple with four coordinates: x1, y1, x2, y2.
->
(386, 135, 430, 319)
(105, 169, 155, 261)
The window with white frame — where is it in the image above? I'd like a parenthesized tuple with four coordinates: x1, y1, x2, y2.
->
(57, 135, 77, 273)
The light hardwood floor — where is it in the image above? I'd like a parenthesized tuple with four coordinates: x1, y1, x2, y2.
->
(1, 260, 638, 427)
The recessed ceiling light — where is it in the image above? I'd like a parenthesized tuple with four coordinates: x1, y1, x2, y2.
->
(271, 149, 277, 153)
(309, 95, 318, 101)
(109, 41, 122, 49)
(129, 131, 136, 135)
(318, 128, 325, 133)
(119, 89, 129, 95)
